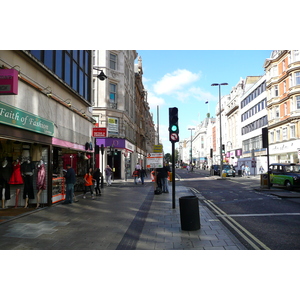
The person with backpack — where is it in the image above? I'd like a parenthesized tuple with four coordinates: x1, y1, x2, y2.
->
(132, 168, 140, 184)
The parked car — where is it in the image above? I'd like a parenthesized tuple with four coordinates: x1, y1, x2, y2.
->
(269, 163, 300, 190)
(222, 164, 236, 177)
(211, 165, 220, 175)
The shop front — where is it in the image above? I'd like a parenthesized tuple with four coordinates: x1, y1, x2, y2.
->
(269, 140, 300, 164)
(51, 138, 94, 201)
(0, 100, 53, 209)
(95, 138, 135, 180)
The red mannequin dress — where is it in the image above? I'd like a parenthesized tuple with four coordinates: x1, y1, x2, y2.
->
(8, 161, 24, 185)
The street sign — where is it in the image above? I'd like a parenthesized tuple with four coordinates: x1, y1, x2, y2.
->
(92, 127, 107, 137)
(170, 133, 178, 142)
(146, 153, 163, 168)
(153, 144, 163, 153)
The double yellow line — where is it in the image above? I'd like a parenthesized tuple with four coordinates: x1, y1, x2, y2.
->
(204, 199, 270, 250)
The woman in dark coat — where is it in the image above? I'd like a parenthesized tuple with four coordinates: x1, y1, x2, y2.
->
(93, 168, 102, 196)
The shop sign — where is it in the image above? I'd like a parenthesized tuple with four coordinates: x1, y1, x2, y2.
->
(0, 100, 54, 136)
(92, 127, 107, 137)
(125, 140, 135, 152)
(147, 153, 163, 168)
(108, 117, 118, 134)
(0, 69, 18, 95)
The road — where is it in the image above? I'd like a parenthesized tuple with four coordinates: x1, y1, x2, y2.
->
(176, 167, 300, 250)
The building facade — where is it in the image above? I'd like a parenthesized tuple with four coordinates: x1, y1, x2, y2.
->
(0, 50, 95, 208)
(239, 75, 268, 173)
(264, 50, 300, 164)
(92, 51, 155, 180)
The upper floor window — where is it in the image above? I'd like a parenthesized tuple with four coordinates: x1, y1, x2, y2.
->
(275, 106, 280, 118)
(296, 95, 300, 109)
(290, 125, 296, 138)
(295, 72, 300, 85)
(28, 50, 91, 102)
(109, 83, 117, 107)
(272, 65, 278, 77)
(110, 53, 117, 70)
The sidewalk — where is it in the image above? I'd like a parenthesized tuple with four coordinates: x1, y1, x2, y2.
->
(0, 178, 246, 250)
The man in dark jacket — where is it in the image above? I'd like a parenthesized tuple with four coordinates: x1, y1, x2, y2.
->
(63, 164, 76, 204)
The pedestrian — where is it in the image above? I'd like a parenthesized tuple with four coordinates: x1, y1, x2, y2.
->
(140, 167, 147, 184)
(241, 164, 245, 177)
(259, 166, 264, 174)
(105, 165, 113, 186)
(245, 165, 250, 176)
(156, 168, 163, 190)
(132, 168, 140, 184)
(93, 168, 102, 196)
(83, 168, 95, 199)
(135, 162, 141, 170)
(161, 163, 170, 193)
(62, 164, 76, 204)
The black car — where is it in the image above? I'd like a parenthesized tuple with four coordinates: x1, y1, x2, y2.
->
(211, 165, 220, 175)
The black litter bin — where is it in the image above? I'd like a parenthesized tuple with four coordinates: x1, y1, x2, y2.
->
(179, 196, 200, 231)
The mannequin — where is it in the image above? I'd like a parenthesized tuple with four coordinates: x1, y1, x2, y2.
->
(1, 158, 11, 209)
(36, 160, 46, 209)
(21, 158, 35, 208)
(8, 159, 24, 208)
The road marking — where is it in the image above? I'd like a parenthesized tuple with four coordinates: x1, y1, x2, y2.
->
(220, 213, 300, 217)
(204, 199, 271, 250)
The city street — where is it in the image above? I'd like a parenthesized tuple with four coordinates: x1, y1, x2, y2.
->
(177, 168, 300, 249)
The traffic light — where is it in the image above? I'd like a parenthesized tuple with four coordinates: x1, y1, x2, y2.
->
(169, 107, 179, 142)
(222, 144, 225, 153)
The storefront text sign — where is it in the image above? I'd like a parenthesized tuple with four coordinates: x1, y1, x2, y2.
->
(92, 127, 107, 137)
(0, 69, 18, 95)
(0, 100, 54, 136)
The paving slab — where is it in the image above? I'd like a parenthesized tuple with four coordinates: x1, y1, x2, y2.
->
(0, 178, 246, 250)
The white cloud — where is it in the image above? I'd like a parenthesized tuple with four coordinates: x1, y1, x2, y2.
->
(147, 92, 166, 109)
(153, 69, 200, 95)
(188, 87, 216, 102)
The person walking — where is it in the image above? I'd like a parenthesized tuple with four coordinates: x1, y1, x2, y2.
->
(245, 165, 250, 177)
(105, 165, 113, 186)
(132, 168, 140, 184)
(241, 164, 245, 177)
(83, 168, 95, 199)
(259, 166, 265, 174)
(93, 168, 102, 196)
(62, 164, 76, 204)
(161, 163, 170, 193)
(140, 167, 147, 184)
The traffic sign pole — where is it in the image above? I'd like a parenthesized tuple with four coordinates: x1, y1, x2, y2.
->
(171, 141, 175, 209)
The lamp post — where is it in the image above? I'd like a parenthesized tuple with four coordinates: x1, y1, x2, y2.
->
(188, 127, 195, 166)
(211, 83, 228, 176)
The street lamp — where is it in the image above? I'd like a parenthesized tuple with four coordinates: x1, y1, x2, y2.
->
(211, 83, 228, 176)
(188, 127, 195, 166)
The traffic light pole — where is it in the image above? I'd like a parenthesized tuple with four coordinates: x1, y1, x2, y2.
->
(171, 141, 176, 209)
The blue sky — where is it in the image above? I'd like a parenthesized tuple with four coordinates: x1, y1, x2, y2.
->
(136, 50, 272, 154)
